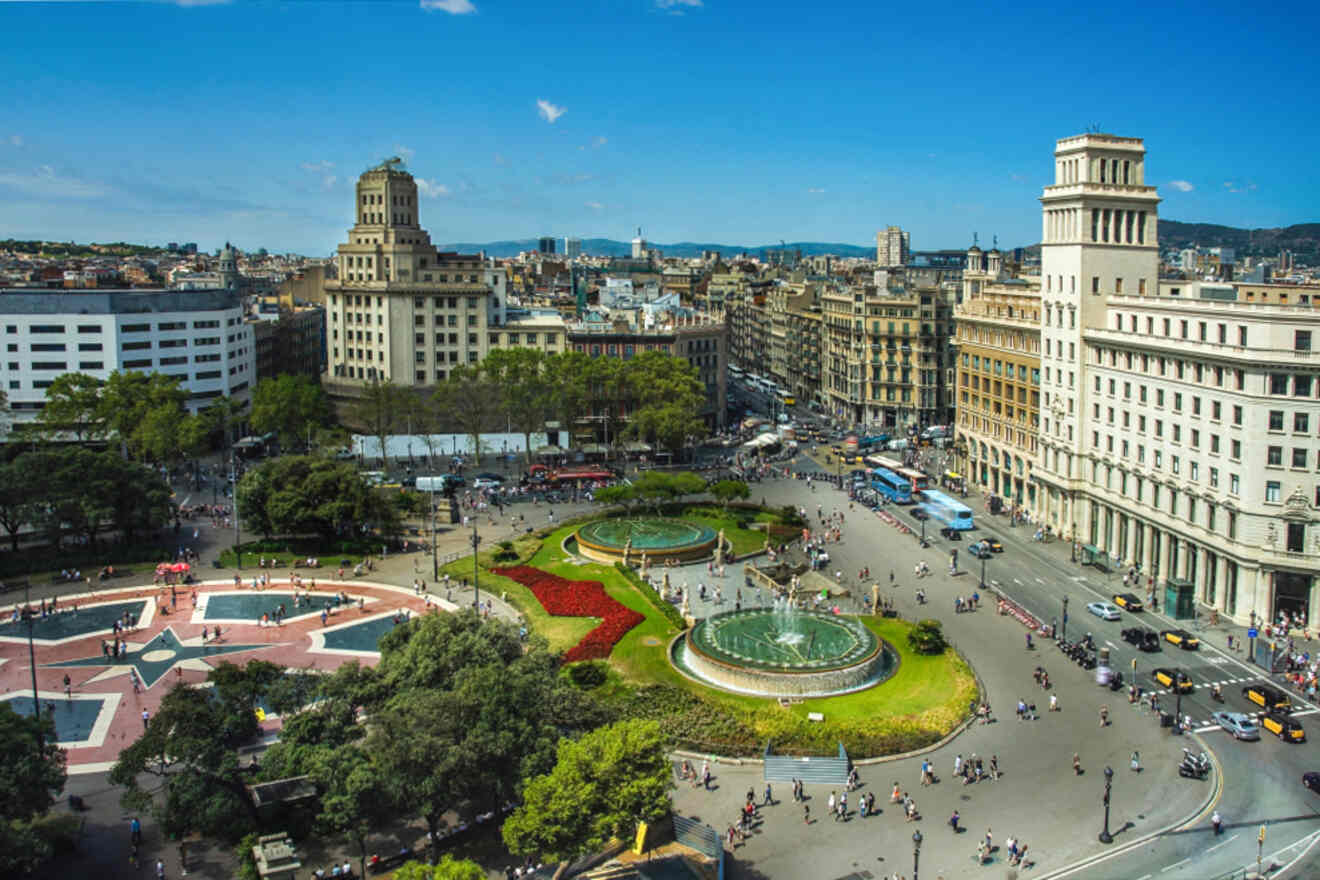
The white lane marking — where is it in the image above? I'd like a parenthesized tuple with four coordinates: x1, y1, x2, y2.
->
(1015, 578, 1024, 585)
(1294, 708, 1319, 717)
(1106, 641, 1118, 649)
(1136, 874, 1153, 880)
(1160, 857, 1191, 872)
(1194, 725, 1218, 733)
(1204, 833, 1239, 854)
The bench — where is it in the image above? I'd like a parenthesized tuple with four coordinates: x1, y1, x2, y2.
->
(368, 847, 423, 874)
(1, 578, 30, 594)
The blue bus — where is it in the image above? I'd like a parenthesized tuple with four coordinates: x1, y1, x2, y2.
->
(918, 488, 975, 530)
(870, 468, 912, 503)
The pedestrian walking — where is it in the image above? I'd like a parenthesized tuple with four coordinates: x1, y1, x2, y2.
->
(142, 708, 150, 731)
(63, 673, 71, 700)
(990, 755, 1000, 780)
(803, 803, 810, 825)
(1072, 753, 1081, 775)
(949, 809, 960, 832)
(828, 791, 836, 820)
(155, 858, 165, 878)
(130, 816, 142, 845)
(1049, 693, 1059, 711)
(1211, 811, 1223, 835)
(1099, 705, 1109, 726)
(1130, 751, 1141, 772)
(764, 783, 773, 806)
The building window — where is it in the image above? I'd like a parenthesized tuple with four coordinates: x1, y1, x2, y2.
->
(1297, 330, 1312, 352)
(1293, 448, 1308, 468)
(1265, 481, 1281, 503)
(1229, 473, 1240, 495)
(1270, 373, 1289, 395)
(1091, 276, 1099, 294)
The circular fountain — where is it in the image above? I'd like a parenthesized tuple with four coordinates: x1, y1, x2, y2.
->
(574, 517, 718, 565)
(670, 602, 896, 698)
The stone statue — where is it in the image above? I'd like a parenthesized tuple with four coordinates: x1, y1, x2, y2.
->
(714, 531, 725, 567)
(623, 536, 632, 566)
(662, 570, 671, 600)
(788, 577, 798, 609)
(872, 583, 880, 616)
(640, 552, 649, 575)
(681, 586, 691, 620)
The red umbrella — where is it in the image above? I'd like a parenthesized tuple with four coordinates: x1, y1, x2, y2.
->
(170, 562, 189, 573)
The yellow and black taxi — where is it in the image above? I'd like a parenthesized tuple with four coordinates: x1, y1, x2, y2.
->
(1161, 628, 1200, 650)
(1152, 667, 1194, 693)
(1112, 592, 1144, 612)
(1260, 711, 1305, 743)
(1242, 682, 1292, 712)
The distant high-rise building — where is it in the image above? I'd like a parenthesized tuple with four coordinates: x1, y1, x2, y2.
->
(564, 237, 582, 259)
(538, 236, 557, 255)
(876, 225, 909, 267)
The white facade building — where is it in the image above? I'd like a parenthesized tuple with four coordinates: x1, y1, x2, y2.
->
(0, 289, 254, 431)
(1027, 133, 1320, 625)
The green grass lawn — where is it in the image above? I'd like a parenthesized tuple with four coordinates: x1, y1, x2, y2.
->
(458, 511, 975, 757)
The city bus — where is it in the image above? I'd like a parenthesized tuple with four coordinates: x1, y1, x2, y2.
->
(865, 454, 905, 473)
(897, 467, 930, 492)
(918, 488, 975, 530)
(870, 467, 913, 503)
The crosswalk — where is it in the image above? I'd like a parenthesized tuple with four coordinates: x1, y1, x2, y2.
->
(1132, 673, 1314, 731)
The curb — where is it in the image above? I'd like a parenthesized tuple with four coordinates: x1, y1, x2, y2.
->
(1034, 731, 1224, 880)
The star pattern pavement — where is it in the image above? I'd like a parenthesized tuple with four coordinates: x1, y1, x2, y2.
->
(43, 626, 273, 688)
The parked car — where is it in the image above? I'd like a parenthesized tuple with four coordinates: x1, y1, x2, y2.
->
(1087, 601, 1122, 621)
(911, 508, 930, 521)
(1303, 772, 1320, 795)
(980, 535, 1004, 552)
(1242, 682, 1292, 712)
(1112, 593, 1144, 612)
(1152, 667, 1194, 693)
(1161, 629, 1199, 650)
(1121, 628, 1161, 652)
(969, 541, 993, 559)
(1260, 711, 1305, 743)
(1212, 711, 1260, 741)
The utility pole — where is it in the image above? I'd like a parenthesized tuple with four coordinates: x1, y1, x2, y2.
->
(470, 514, 481, 611)
(1062, 595, 1070, 641)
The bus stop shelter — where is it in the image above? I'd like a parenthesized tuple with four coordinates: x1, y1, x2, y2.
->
(1080, 544, 1112, 572)
(1164, 578, 1196, 619)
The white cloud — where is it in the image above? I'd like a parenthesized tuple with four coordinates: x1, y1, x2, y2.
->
(1222, 180, 1256, 194)
(1167, 179, 1194, 192)
(321, 175, 338, 191)
(299, 160, 334, 173)
(807, 187, 825, 194)
(420, 0, 476, 12)
(593, 136, 608, 148)
(393, 144, 415, 162)
(655, 0, 702, 10)
(0, 165, 107, 199)
(168, 0, 233, 6)
(8, 135, 23, 147)
(415, 179, 451, 198)
(493, 153, 507, 166)
(584, 201, 604, 211)
(536, 99, 566, 124)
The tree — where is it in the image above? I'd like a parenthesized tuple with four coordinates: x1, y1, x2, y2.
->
(250, 375, 331, 452)
(236, 455, 400, 541)
(391, 857, 485, 880)
(99, 370, 190, 462)
(710, 479, 750, 511)
(907, 619, 948, 655)
(36, 372, 106, 442)
(109, 680, 266, 842)
(309, 743, 392, 880)
(349, 378, 412, 467)
(198, 396, 250, 450)
(502, 719, 673, 863)
(0, 459, 41, 551)
(432, 366, 503, 467)
(544, 351, 593, 439)
(482, 348, 553, 466)
(592, 484, 638, 515)
(630, 471, 706, 516)
(0, 703, 67, 875)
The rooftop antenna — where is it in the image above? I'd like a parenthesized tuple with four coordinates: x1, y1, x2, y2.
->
(972, 232, 978, 247)
(993, 234, 998, 250)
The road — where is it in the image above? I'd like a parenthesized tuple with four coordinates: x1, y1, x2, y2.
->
(835, 458, 1320, 880)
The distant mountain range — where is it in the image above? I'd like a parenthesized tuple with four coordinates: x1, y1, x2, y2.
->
(442, 221, 1320, 263)
(435, 238, 876, 260)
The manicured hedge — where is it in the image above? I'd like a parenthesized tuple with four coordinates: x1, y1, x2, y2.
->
(614, 562, 686, 630)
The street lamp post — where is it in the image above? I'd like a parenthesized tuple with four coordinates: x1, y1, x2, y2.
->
(1098, 765, 1114, 843)
(1062, 596, 1070, 641)
(430, 489, 439, 582)
(979, 552, 987, 590)
(21, 582, 42, 752)
(1174, 682, 1183, 735)
(230, 457, 241, 569)
(470, 514, 481, 611)
(920, 516, 926, 547)
(1071, 521, 1078, 562)
(912, 829, 922, 880)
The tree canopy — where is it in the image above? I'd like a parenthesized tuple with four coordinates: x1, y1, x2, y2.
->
(235, 455, 400, 541)
(432, 366, 503, 466)
(501, 719, 673, 863)
(349, 378, 414, 466)
(391, 857, 486, 880)
(0, 703, 67, 874)
(250, 375, 331, 452)
(709, 479, 750, 510)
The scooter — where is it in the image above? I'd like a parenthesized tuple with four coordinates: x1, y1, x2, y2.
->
(1211, 685, 1225, 703)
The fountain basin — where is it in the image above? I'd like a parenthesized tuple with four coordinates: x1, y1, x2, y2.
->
(670, 608, 896, 697)
(574, 517, 718, 564)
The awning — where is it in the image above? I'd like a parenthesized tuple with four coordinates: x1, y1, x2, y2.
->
(579, 443, 608, 454)
(534, 445, 564, 456)
(944, 472, 962, 480)
(623, 441, 652, 452)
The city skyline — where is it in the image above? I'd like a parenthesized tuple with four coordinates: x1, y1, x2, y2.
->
(0, 0, 1316, 255)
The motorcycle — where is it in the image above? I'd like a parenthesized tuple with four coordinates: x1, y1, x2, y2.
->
(1211, 685, 1224, 703)
(1178, 748, 1210, 779)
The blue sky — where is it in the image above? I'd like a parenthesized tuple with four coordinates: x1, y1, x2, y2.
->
(0, 0, 1316, 255)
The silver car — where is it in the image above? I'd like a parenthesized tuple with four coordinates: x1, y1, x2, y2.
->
(1086, 601, 1121, 621)
(1212, 711, 1260, 741)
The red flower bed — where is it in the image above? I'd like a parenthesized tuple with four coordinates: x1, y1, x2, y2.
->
(492, 565, 645, 662)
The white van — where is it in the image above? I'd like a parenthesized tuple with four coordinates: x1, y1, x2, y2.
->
(886, 438, 910, 452)
(414, 475, 448, 493)
(362, 470, 386, 486)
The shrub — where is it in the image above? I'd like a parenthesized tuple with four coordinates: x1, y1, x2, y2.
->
(614, 562, 685, 630)
(779, 504, 805, 526)
(907, 619, 948, 654)
(567, 660, 609, 689)
(492, 565, 644, 662)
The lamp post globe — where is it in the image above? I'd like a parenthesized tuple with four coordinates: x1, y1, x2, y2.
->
(912, 829, 922, 880)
